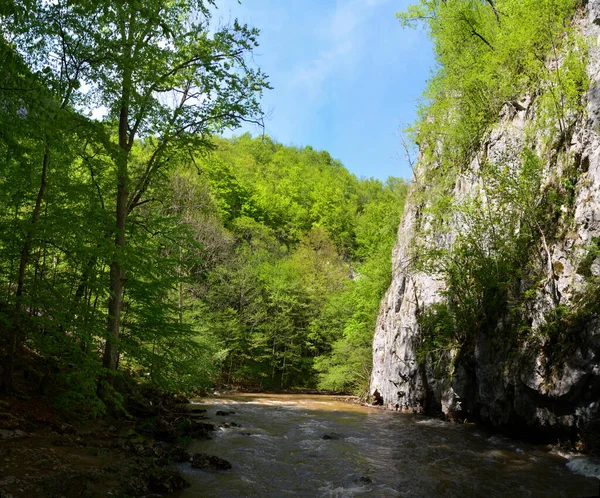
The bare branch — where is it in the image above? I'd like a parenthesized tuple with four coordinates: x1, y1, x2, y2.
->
(459, 13, 494, 51)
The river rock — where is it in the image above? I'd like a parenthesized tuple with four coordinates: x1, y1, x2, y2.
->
(148, 469, 190, 493)
(190, 453, 232, 470)
(321, 432, 343, 440)
(126, 475, 149, 496)
(215, 410, 235, 416)
(41, 472, 89, 497)
(188, 421, 215, 439)
(173, 394, 191, 404)
(168, 446, 191, 463)
(54, 423, 78, 435)
(354, 476, 373, 486)
(151, 441, 170, 458)
(0, 411, 23, 430)
(221, 422, 240, 429)
(151, 417, 177, 442)
(130, 442, 155, 457)
(0, 429, 27, 440)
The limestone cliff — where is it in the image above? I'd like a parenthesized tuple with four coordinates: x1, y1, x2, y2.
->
(371, 1, 600, 448)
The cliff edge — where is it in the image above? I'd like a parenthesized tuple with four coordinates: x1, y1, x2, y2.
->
(371, 0, 600, 449)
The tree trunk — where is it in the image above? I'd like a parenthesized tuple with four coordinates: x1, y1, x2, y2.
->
(178, 248, 183, 325)
(101, 24, 133, 384)
(2, 145, 49, 394)
(102, 149, 128, 384)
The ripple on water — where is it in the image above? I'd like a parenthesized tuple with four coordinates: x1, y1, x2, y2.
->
(346, 436, 367, 444)
(566, 456, 600, 479)
(318, 479, 376, 497)
(177, 395, 600, 498)
(415, 418, 451, 428)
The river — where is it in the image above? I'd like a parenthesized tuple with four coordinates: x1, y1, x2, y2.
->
(173, 394, 600, 497)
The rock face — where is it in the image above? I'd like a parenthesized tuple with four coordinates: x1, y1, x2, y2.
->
(371, 1, 600, 448)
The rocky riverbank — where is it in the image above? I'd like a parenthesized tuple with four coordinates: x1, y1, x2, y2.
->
(0, 391, 235, 498)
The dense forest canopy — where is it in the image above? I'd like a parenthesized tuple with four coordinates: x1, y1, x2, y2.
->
(0, 0, 408, 415)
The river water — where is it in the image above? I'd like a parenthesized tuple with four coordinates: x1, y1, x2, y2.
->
(174, 394, 600, 497)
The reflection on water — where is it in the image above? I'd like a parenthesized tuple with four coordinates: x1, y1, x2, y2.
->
(174, 394, 599, 497)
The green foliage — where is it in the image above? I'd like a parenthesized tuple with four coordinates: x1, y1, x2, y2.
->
(401, 0, 587, 222)
(165, 135, 409, 392)
(0, 0, 409, 408)
(414, 147, 558, 365)
(535, 276, 600, 375)
(577, 237, 600, 277)
(314, 179, 409, 394)
(0, 0, 267, 411)
(417, 303, 456, 366)
(399, 0, 590, 374)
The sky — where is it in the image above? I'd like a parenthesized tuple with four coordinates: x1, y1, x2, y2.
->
(214, 0, 435, 181)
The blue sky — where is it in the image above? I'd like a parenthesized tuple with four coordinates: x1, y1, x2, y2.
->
(214, 0, 435, 181)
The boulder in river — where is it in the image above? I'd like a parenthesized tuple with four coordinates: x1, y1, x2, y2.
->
(169, 445, 191, 463)
(191, 453, 232, 470)
(151, 417, 178, 442)
(173, 394, 191, 404)
(221, 422, 241, 429)
(188, 421, 215, 439)
(354, 476, 373, 486)
(216, 410, 235, 416)
(321, 432, 343, 440)
(148, 469, 190, 493)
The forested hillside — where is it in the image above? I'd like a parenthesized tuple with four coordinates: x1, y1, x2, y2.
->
(0, 0, 407, 415)
(169, 134, 408, 392)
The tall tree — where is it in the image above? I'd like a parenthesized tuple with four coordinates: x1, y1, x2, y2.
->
(3, 0, 269, 390)
(93, 1, 268, 385)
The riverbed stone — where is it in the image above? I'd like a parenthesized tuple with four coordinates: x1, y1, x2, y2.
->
(0, 430, 27, 441)
(354, 476, 373, 486)
(168, 445, 190, 463)
(188, 421, 215, 439)
(190, 453, 232, 470)
(321, 432, 343, 440)
(148, 469, 190, 493)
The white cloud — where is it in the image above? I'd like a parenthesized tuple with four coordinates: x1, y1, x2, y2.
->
(288, 0, 391, 96)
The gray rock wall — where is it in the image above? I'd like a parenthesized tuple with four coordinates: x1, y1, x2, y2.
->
(371, 0, 600, 447)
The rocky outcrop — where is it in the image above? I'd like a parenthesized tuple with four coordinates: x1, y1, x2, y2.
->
(371, 1, 600, 448)
(190, 453, 232, 470)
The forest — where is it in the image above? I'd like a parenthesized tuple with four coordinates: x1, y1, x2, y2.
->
(3, 0, 600, 496)
(0, 0, 407, 416)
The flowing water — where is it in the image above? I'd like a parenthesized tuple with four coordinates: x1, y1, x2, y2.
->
(174, 394, 600, 497)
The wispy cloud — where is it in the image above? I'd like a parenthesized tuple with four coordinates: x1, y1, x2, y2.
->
(289, 0, 391, 97)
